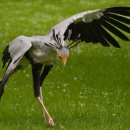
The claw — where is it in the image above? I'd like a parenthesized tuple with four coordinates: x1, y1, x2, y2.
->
(48, 117, 55, 127)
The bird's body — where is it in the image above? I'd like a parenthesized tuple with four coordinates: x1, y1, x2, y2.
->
(0, 6, 130, 127)
(25, 36, 57, 64)
(7, 35, 58, 69)
(28, 46, 57, 64)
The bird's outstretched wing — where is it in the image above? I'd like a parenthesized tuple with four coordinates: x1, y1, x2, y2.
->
(0, 36, 32, 98)
(2, 36, 32, 68)
(52, 6, 130, 48)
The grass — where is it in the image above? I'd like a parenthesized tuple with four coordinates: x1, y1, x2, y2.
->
(0, 0, 130, 130)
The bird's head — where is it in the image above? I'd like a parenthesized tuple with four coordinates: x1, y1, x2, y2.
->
(57, 47, 69, 66)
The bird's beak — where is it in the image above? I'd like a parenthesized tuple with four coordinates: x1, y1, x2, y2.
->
(57, 50, 69, 66)
(62, 58, 67, 66)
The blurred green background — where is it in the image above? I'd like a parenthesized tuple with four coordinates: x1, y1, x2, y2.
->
(0, 0, 130, 130)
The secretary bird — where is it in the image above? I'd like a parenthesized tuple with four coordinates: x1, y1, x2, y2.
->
(0, 6, 130, 126)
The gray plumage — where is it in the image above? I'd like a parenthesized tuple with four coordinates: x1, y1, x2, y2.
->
(0, 6, 130, 126)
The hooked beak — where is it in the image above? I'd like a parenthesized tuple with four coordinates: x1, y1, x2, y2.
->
(58, 55, 68, 66)
(57, 50, 69, 66)
(62, 58, 67, 66)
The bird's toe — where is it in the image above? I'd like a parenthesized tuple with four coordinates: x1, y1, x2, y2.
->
(48, 117, 55, 127)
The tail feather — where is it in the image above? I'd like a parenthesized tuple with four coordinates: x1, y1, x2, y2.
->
(0, 68, 15, 99)
(0, 78, 7, 99)
(2, 45, 11, 68)
(0, 64, 18, 99)
(0, 45, 12, 99)
(0, 86, 4, 99)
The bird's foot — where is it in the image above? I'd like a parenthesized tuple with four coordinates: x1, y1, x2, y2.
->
(42, 109, 55, 127)
(47, 116, 55, 127)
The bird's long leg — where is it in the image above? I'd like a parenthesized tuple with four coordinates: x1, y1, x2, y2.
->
(39, 64, 54, 126)
(37, 91, 55, 127)
(40, 87, 43, 101)
(31, 64, 54, 126)
(40, 64, 53, 86)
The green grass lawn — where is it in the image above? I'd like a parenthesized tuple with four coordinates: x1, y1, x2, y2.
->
(0, 0, 130, 130)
